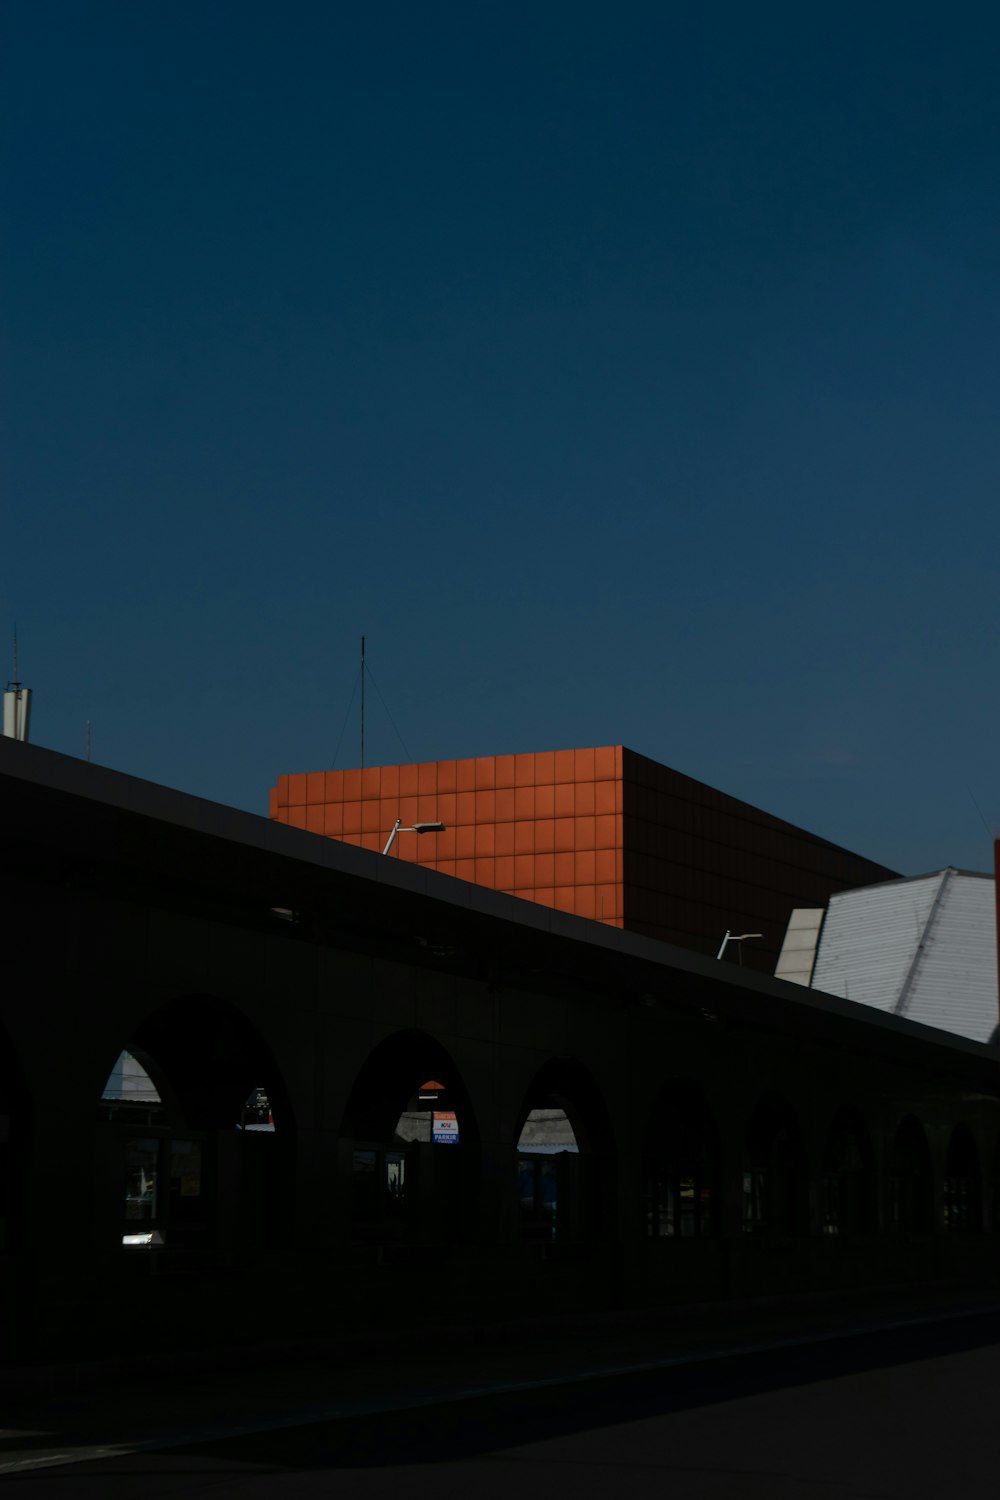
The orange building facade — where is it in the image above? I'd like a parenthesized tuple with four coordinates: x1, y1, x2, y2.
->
(270, 746, 897, 971)
(271, 745, 625, 924)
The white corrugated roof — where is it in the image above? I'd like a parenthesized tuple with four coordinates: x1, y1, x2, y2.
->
(812, 873, 943, 1011)
(808, 869, 998, 1045)
(901, 872, 998, 1041)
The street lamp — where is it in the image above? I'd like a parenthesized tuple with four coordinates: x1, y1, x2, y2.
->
(382, 819, 446, 856)
(716, 930, 762, 964)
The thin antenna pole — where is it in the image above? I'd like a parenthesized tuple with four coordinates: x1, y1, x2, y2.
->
(11, 623, 17, 685)
(360, 635, 365, 772)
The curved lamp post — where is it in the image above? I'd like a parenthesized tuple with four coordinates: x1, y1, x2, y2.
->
(716, 930, 762, 964)
(382, 819, 446, 856)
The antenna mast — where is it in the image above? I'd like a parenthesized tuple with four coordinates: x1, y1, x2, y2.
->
(360, 635, 365, 773)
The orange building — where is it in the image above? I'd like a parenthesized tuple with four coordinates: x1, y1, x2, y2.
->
(270, 746, 896, 971)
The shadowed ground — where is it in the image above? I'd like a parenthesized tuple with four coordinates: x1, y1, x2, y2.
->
(3, 1297, 1000, 1498)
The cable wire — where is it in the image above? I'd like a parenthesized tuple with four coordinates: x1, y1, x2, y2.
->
(331, 668, 361, 769)
(363, 662, 412, 763)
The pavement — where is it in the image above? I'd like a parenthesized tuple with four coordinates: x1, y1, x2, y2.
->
(3, 1280, 1000, 1479)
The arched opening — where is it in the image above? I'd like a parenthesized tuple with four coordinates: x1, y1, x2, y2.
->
(743, 1093, 807, 1237)
(341, 1032, 479, 1247)
(642, 1080, 719, 1238)
(820, 1107, 875, 1236)
(514, 1059, 613, 1246)
(99, 1045, 202, 1249)
(124, 998, 292, 1134)
(888, 1114, 933, 1234)
(97, 998, 293, 1254)
(944, 1123, 982, 1233)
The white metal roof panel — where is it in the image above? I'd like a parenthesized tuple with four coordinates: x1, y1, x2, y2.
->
(900, 873, 999, 1044)
(811, 873, 943, 1011)
(810, 869, 998, 1045)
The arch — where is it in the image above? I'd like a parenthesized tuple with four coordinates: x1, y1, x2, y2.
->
(340, 1030, 479, 1246)
(96, 996, 294, 1252)
(743, 1091, 807, 1237)
(340, 1030, 479, 1146)
(888, 1114, 933, 1234)
(512, 1056, 614, 1153)
(513, 1057, 615, 1245)
(110, 995, 295, 1134)
(820, 1106, 876, 1236)
(642, 1079, 720, 1238)
(944, 1123, 982, 1233)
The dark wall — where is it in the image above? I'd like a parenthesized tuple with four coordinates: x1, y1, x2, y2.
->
(4, 862, 998, 1375)
(621, 748, 898, 970)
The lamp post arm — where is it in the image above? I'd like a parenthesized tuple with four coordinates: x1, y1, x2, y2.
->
(717, 931, 762, 961)
(382, 819, 402, 856)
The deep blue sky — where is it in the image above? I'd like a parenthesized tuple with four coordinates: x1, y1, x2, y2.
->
(4, 1, 999, 874)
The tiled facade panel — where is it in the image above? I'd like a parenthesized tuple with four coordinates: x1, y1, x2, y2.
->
(272, 745, 896, 965)
(620, 749, 897, 970)
(272, 747, 625, 926)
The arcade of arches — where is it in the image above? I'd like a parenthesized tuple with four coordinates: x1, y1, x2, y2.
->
(4, 987, 1000, 1371)
(3, 742, 1000, 1374)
